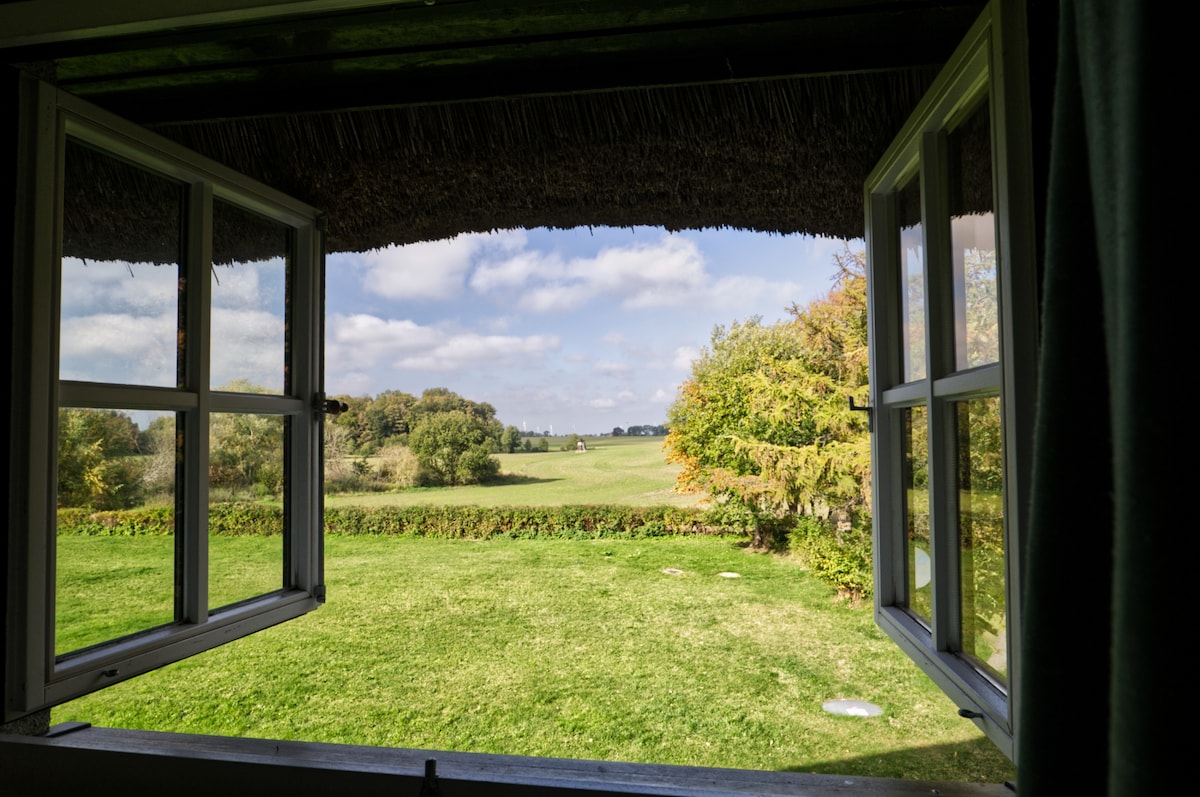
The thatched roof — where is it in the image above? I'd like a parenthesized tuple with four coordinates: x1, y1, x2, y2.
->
(61, 70, 938, 263)
(23, 1, 997, 262)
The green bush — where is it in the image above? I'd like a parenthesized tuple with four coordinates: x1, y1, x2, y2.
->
(56, 506, 174, 536)
(786, 514, 873, 600)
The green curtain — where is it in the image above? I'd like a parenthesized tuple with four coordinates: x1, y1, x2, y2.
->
(1020, 1, 1167, 793)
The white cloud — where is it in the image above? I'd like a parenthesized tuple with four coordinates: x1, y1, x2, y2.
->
(395, 333, 560, 372)
(587, 398, 616, 408)
(358, 231, 532, 301)
(470, 249, 564, 292)
(210, 307, 287, 390)
(60, 258, 179, 317)
(591, 360, 633, 378)
(358, 238, 476, 300)
(59, 313, 177, 385)
(516, 282, 596, 313)
(600, 332, 626, 346)
(673, 345, 701, 371)
(326, 313, 559, 376)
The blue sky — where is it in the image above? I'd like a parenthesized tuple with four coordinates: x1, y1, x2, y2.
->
(326, 227, 855, 435)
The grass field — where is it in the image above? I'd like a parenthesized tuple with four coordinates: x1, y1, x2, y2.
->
(329, 435, 702, 508)
(52, 535, 1015, 783)
(51, 435, 1015, 783)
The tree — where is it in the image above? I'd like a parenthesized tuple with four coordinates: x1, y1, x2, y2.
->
(500, 425, 522, 453)
(209, 379, 285, 496)
(57, 408, 144, 509)
(408, 410, 500, 485)
(664, 247, 871, 546)
(612, 427, 624, 436)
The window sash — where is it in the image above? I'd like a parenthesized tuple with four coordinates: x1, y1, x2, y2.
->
(864, 0, 1038, 761)
(5, 78, 326, 719)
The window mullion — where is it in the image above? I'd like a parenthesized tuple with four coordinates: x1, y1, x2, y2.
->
(866, 190, 905, 607)
(179, 180, 212, 626)
(287, 222, 321, 595)
(919, 129, 962, 653)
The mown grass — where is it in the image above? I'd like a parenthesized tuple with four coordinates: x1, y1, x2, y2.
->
(53, 534, 1015, 783)
(330, 435, 701, 508)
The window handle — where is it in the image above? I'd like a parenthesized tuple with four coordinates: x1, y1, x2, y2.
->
(314, 393, 349, 416)
(849, 396, 873, 432)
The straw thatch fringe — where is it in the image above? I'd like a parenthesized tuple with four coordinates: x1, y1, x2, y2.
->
(66, 71, 942, 263)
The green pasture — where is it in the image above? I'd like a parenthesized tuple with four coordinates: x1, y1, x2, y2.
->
(330, 435, 702, 508)
(53, 534, 1014, 783)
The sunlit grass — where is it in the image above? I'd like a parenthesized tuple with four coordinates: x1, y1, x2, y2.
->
(327, 435, 701, 508)
(54, 535, 1014, 783)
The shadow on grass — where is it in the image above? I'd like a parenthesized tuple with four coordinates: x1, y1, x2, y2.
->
(781, 737, 1016, 784)
(485, 473, 564, 486)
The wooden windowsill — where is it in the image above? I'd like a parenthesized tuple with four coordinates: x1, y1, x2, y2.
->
(0, 724, 1013, 796)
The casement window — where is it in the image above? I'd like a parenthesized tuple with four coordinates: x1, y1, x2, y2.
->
(864, 1, 1038, 759)
(5, 79, 326, 720)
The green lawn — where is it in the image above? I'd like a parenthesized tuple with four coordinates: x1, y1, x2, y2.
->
(53, 534, 1015, 783)
(330, 435, 702, 508)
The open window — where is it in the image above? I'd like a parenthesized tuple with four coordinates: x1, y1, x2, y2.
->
(864, 1, 1038, 759)
(5, 78, 326, 720)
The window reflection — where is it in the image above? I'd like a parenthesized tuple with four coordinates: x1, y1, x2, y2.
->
(209, 412, 286, 611)
(956, 396, 1006, 681)
(949, 98, 999, 370)
(60, 138, 184, 387)
(902, 405, 931, 623)
(55, 408, 177, 656)
(898, 177, 925, 382)
(211, 199, 290, 395)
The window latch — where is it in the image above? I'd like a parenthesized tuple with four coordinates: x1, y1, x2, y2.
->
(314, 393, 349, 416)
(849, 396, 873, 431)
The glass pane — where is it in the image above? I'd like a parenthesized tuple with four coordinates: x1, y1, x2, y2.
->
(209, 412, 285, 611)
(211, 199, 290, 395)
(949, 98, 999, 369)
(902, 405, 931, 623)
(956, 396, 1006, 681)
(898, 176, 926, 382)
(55, 408, 177, 655)
(60, 138, 184, 387)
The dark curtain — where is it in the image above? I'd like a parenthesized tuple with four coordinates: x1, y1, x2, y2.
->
(1020, 1, 1170, 793)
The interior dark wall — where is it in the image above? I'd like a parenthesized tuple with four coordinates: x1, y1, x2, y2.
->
(1, 66, 17, 732)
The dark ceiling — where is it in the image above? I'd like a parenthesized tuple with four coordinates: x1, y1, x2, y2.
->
(2, 0, 989, 250)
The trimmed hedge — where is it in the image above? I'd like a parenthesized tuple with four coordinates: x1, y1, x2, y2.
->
(55, 503, 875, 598)
(56, 503, 722, 540)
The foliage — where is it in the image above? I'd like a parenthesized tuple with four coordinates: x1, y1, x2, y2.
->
(500, 425, 522, 453)
(374, 443, 422, 488)
(787, 515, 873, 601)
(664, 247, 871, 551)
(408, 409, 501, 485)
(56, 503, 283, 537)
(57, 503, 722, 540)
(57, 409, 144, 509)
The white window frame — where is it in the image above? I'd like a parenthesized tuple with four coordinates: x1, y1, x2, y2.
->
(5, 78, 326, 720)
(864, 1, 1038, 760)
